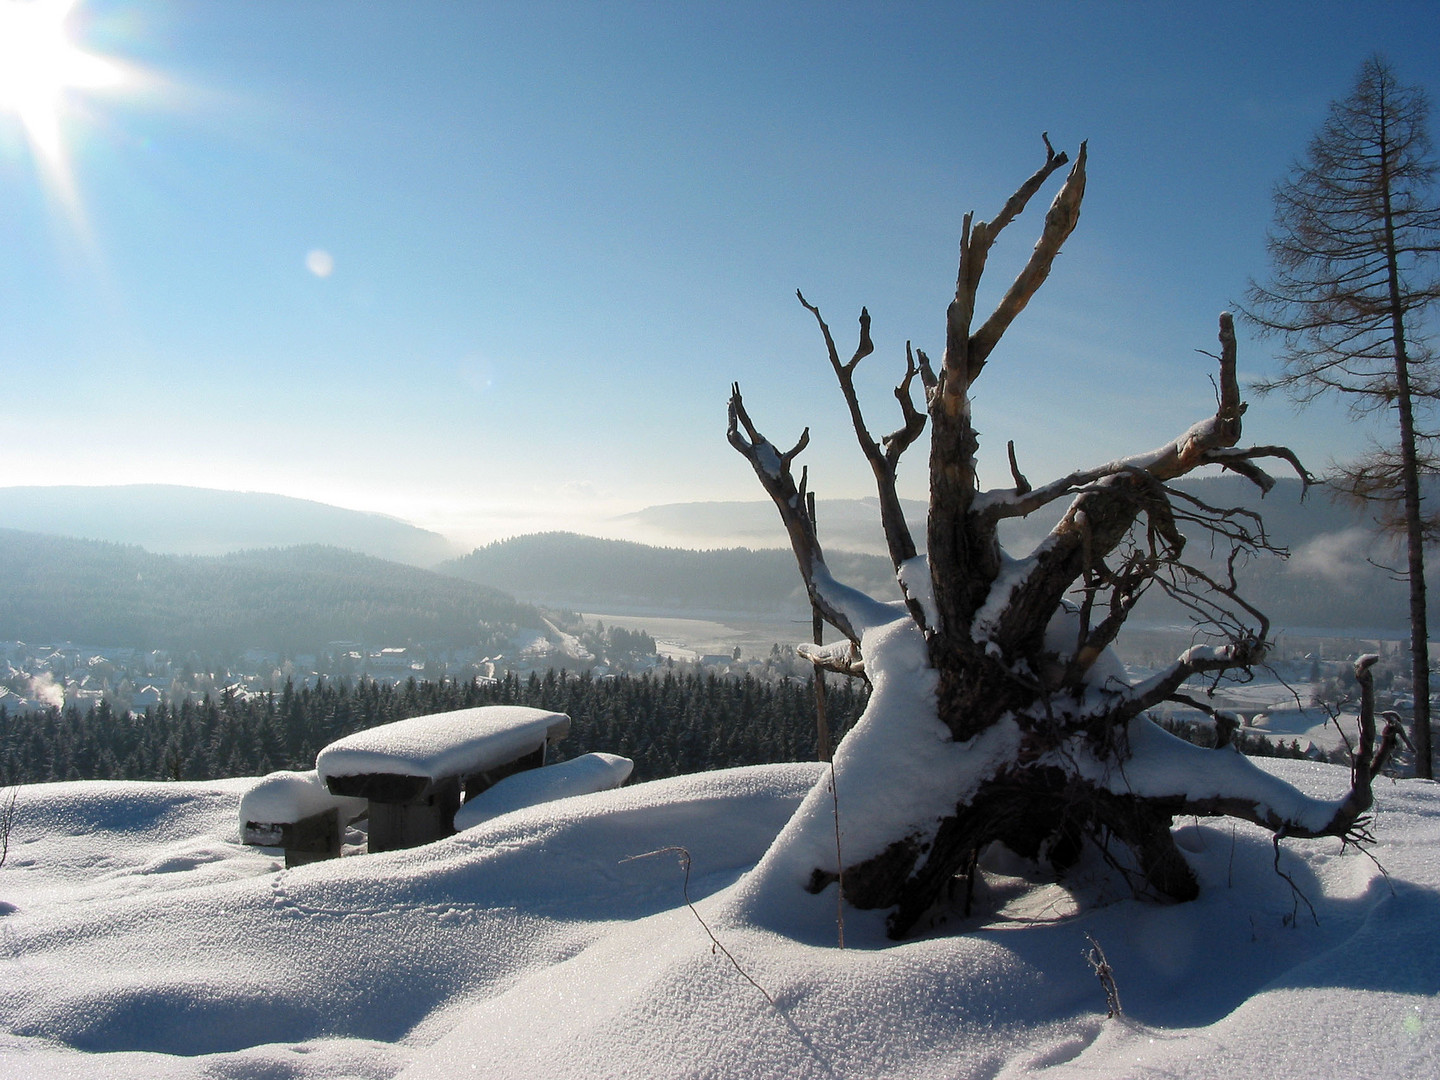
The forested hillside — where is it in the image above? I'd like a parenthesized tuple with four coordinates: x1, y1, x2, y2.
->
(441, 532, 901, 615)
(0, 531, 542, 654)
(0, 670, 868, 786)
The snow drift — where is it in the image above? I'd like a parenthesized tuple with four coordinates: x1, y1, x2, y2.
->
(0, 761, 1436, 1079)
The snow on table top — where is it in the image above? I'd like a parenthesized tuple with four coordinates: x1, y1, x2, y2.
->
(238, 770, 368, 826)
(316, 706, 571, 783)
(453, 752, 634, 832)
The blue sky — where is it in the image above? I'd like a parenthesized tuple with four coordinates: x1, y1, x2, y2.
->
(2, 1, 1438, 548)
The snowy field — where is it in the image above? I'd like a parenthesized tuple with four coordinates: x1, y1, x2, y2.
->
(1150, 673, 1371, 757)
(578, 611, 815, 662)
(1, 761, 1437, 1079)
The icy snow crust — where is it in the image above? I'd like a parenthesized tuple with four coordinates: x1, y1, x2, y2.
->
(453, 752, 634, 831)
(315, 705, 571, 782)
(238, 769, 368, 826)
(1, 759, 1438, 1079)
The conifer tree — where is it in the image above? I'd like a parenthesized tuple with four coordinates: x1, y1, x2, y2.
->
(1245, 56, 1440, 777)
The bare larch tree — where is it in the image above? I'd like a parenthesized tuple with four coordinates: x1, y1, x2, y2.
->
(1245, 56, 1440, 780)
(728, 139, 1406, 939)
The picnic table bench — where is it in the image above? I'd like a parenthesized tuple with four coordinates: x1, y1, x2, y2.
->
(238, 770, 368, 867)
(315, 705, 572, 852)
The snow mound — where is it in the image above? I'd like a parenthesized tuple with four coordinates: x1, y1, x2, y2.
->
(1, 762, 1437, 1079)
(723, 614, 1021, 938)
(453, 752, 633, 831)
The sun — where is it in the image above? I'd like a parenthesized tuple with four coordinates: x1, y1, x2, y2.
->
(0, 0, 123, 178)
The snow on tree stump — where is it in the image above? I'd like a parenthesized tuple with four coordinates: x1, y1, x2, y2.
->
(239, 770, 368, 868)
(316, 706, 572, 853)
(722, 138, 1407, 938)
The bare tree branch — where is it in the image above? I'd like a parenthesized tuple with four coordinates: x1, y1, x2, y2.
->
(887, 343, 930, 470)
(941, 135, 1074, 406)
(1007, 440, 1032, 496)
(727, 384, 860, 644)
(797, 293, 922, 572)
(1109, 640, 1269, 722)
(968, 142, 1088, 381)
(797, 640, 868, 681)
(991, 314, 1302, 658)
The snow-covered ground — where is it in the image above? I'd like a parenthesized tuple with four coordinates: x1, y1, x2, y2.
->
(1, 761, 1437, 1079)
(1148, 673, 1366, 756)
(578, 611, 808, 664)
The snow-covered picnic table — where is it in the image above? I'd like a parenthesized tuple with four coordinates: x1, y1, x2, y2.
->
(315, 706, 572, 851)
(453, 752, 634, 832)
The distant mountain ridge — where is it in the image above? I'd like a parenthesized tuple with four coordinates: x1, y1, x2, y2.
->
(455, 480, 1440, 634)
(0, 530, 540, 655)
(7, 480, 1437, 642)
(612, 497, 927, 556)
(614, 478, 1416, 556)
(0, 485, 458, 567)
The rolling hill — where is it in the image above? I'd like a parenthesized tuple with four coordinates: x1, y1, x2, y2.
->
(0, 530, 541, 655)
(6, 477, 1437, 645)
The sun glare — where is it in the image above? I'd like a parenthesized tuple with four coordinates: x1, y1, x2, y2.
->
(0, 0, 124, 184)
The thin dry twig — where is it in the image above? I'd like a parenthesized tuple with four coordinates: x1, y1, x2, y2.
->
(623, 846, 776, 1006)
(0, 787, 16, 868)
(828, 763, 845, 949)
(1084, 932, 1122, 1017)
(1272, 835, 1319, 927)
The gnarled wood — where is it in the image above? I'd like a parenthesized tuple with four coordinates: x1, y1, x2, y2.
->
(796, 296, 917, 565)
(727, 386, 859, 646)
(728, 141, 1399, 940)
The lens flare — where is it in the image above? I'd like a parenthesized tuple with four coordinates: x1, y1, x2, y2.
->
(306, 249, 335, 278)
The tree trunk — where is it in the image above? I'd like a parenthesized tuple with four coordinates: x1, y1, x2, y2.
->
(1380, 105, 1433, 779)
